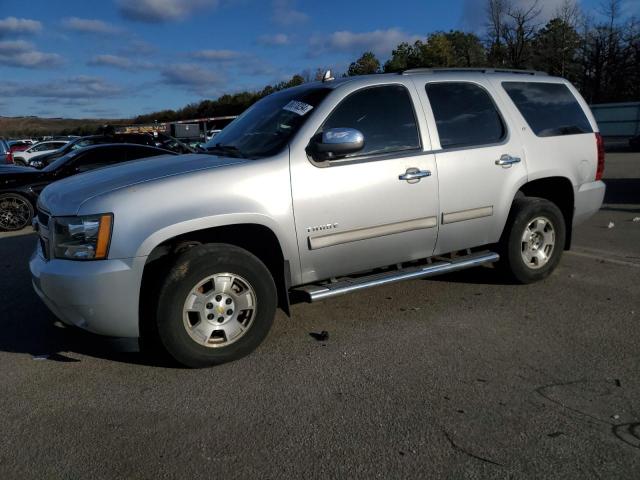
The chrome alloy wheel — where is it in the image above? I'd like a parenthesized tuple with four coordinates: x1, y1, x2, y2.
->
(182, 273, 257, 348)
(0, 195, 31, 230)
(521, 216, 555, 270)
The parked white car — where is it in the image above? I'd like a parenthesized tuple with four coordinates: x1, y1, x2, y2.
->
(13, 141, 69, 166)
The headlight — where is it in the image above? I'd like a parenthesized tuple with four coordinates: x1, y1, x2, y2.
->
(52, 214, 113, 260)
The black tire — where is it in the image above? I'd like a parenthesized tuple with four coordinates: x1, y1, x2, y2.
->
(156, 243, 277, 368)
(497, 197, 566, 284)
(0, 193, 34, 231)
(13, 158, 26, 166)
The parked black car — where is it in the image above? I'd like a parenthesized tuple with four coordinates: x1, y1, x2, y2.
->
(0, 143, 176, 231)
(27, 133, 157, 169)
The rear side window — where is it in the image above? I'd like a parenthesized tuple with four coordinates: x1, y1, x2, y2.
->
(322, 84, 420, 158)
(425, 82, 506, 149)
(127, 146, 166, 160)
(502, 82, 593, 137)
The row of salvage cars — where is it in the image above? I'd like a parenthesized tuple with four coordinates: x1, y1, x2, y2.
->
(0, 133, 191, 231)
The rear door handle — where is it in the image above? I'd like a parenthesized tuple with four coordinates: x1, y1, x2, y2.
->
(399, 168, 431, 182)
(495, 154, 521, 167)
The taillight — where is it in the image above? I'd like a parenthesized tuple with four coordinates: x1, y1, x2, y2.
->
(595, 133, 605, 181)
(6, 151, 14, 164)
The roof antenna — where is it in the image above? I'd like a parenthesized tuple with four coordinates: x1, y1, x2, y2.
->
(322, 69, 334, 82)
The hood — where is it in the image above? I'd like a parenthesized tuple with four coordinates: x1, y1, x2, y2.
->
(39, 153, 247, 215)
(0, 165, 42, 187)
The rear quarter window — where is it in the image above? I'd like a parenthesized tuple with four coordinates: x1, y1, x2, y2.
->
(502, 82, 593, 137)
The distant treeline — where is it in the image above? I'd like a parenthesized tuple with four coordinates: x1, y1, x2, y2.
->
(0, 117, 128, 138)
(134, 0, 639, 125)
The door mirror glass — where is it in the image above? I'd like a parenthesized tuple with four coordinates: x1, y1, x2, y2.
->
(308, 128, 365, 161)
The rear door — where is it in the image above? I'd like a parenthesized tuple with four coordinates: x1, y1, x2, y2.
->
(414, 78, 528, 254)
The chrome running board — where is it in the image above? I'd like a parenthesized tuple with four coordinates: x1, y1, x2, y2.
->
(293, 251, 499, 302)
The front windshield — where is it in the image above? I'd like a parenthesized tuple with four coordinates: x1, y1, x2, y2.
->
(203, 85, 331, 159)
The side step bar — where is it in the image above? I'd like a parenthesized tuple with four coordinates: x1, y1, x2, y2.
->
(293, 251, 500, 302)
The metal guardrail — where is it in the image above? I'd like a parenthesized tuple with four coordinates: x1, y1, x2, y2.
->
(591, 102, 640, 137)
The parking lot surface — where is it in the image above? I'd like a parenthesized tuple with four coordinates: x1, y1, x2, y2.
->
(1, 153, 639, 479)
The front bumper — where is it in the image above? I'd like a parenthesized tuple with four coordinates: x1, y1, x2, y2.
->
(573, 180, 606, 226)
(30, 249, 146, 338)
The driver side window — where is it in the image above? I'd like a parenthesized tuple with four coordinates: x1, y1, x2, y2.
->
(321, 84, 421, 158)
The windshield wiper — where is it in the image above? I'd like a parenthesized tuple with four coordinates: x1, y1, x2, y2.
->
(205, 143, 247, 158)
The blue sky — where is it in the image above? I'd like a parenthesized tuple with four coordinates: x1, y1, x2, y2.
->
(0, 0, 636, 119)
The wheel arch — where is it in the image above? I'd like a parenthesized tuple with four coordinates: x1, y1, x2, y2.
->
(510, 176, 575, 249)
(139, 223, 292, 347)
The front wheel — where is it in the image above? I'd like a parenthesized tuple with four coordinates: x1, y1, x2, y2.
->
(0, 193, 34, 231)
(156, 243, 277, 368)
(498, 197, 566, 284)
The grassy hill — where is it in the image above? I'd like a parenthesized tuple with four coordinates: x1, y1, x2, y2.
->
(0, 116, 130, 138)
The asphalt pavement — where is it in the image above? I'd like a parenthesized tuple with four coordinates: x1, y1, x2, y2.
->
(0, 153, 638, 479)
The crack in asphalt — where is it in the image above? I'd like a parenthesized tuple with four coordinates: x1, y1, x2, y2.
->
(441, 429, 504, 467)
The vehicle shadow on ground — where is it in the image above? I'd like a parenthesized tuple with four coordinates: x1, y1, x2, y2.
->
(426, 264, 514, 286)
(0, 233, 176, 367)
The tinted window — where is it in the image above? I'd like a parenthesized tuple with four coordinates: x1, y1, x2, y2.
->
(426, 82, 506, 149)
(33, 143, 55, 152)
(127, 146, 168, 160)
(322, 85, 420, 158)
(72, 147, 127, 173)
(502, 82, 593, 137)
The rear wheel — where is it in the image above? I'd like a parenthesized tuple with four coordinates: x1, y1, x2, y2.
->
(0, 193, 33, 231)
(498, 197, 566, 284)
(156, 243, 277, 368)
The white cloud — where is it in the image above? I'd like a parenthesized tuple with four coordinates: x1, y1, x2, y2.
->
(0, 76, 123, 99)
(61, 17, 122, 35)
(120, 39, 157, 56)
(0, 17, 42, 37)
(117, 0, 219, 23)
(0, 40, 63, 68)
(161, 63, 223, 87)
(310, 29, 422, 58)
(191, 49, 243, 60)
(88, 54, 155, 71)
(272, 0, 308, 26)
(258, 33, 290, 46)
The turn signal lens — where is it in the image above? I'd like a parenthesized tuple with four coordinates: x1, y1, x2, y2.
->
(95, 214, 112, 260)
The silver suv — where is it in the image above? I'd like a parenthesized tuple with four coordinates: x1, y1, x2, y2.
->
(30, 69, 606, 367)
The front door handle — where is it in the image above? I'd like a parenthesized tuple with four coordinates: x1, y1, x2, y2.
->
(495, 154, 521, 167)
(399, 168, 431, 183)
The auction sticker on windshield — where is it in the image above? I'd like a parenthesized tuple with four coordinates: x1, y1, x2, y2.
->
(283, 100, 314, 116)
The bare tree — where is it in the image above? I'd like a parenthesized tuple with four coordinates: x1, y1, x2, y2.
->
(486, 0, 509, 65)
(557, 0, 581, 28)
(502, 0, 542, 68)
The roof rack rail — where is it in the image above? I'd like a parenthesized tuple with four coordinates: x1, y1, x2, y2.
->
(400, 67, 547, 76)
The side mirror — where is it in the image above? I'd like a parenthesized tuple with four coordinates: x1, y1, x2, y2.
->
(308, 128, 364, 161)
